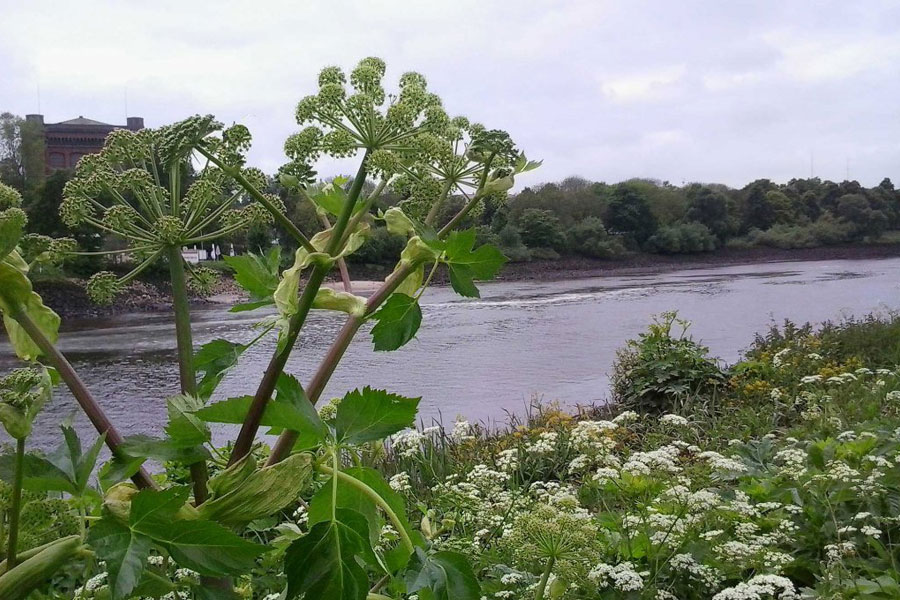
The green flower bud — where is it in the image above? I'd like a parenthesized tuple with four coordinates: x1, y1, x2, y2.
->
(0, 367, 48, 440)
(188, 266, 218, 296)
(86, 271, 122, 304)
(284, 127, 323, 162)
(221, 208, 249, 230)
(318, 66, 346, 87)
(242, 167, 269, 192)
(60, 196, 93, 228)
(155, 215, 187, 244)
(411, 133, 452, 162)
(48, 237, 77, 259)
(322, 129, 356, 158)
(295, 95, 320, 124)
(102, 204, 139, 232)
(103, 128, 152, 164)
(158, 114, 223, 167)
(385, 101, 417, 130)
(0, 206, 27, 235)
(279, 160, 317, 186)
(221, 124, 252, 161)
(184, 178, 222, 212)
(73, 152, 110, 178)
(0, 182, 23, 209)
(318, 82, 346, 109)
(19, 233, 52, 261)
(398, 84, 428, 111)
(368, 149, 401, 177)
(242, 202, 274, 227)
(399, 71, 427, 90)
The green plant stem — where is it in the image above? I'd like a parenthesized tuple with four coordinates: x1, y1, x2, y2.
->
(9, 308, 157, 490)
(227, 155, 370, 466)
(195, 145, 317, 254)
(266, 263, 415, 465)
(424, 178, 454, 227)
(267, 166, 493, 465)
(534, 556, 556, 600)
(319, 213, 353, 293)
(6, 438, 25, 569)
(318, 464, 415, 555)
(166, 246, 209, 504)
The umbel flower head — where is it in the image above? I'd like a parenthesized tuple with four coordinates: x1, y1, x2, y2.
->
(59, 115, 273, 303)
(0, 367, 51, 440)
(280, 57, 539, 224)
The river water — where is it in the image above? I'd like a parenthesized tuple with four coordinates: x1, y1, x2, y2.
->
(2, 256, 899, 450)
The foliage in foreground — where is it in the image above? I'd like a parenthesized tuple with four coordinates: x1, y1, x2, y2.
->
(0, 57, 538, 600)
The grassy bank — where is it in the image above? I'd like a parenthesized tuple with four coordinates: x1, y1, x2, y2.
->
(371, 314, 900, 599)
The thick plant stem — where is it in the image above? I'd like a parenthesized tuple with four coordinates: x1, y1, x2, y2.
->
(166, 247, 209, 504)
(6, 438, 25, 569)
(265, 264, 415, 465)
(267, 179, 491, 465)
(10, 309, 157, 490)
(320, 213, 353, 294)
(534, 557, 556, 600)
(227, 264, 328, 465)
(228, 156, 370, 466)
(166, 247, 197, 396)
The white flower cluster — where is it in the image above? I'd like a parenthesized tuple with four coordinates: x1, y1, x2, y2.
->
(525, 431, 558, 455)
(712, 574, 799, 600)
(588, 561, 646, 592)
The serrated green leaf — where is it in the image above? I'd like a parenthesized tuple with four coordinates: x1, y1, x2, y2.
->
(285, 508, 370, 600)
(148, 519, 268, 576)
(405, 549, 481, 600)
(194, 339, 247, 400)
(370, 293, 422, 352)
(308, 466, 412, 563)
(87, 517, 151, 600)
(334, 387, 419, 444)
(119, 435, 210, 464)
(165, 394, 210, 446)
(196, 392, 327, 448)
(223, 247, 281, 301)
(448, 264, 479, 298)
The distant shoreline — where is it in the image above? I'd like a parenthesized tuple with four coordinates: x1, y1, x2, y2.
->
(28, 242, 900, 320)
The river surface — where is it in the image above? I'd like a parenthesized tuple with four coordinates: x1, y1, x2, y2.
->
(2, 256, 899, 450)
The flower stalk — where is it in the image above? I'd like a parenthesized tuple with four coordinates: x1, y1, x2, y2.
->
(5, 438, 25, 569)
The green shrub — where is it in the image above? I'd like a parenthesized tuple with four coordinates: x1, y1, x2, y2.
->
(496, 224, 530, 262)
(567, 217, 625, 258)
(612, 312, 727, 414)
(517, 208, 566, 250)
(646, 222, 718, 254)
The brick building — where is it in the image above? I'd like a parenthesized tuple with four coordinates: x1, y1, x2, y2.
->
(25, 114, 144, 172)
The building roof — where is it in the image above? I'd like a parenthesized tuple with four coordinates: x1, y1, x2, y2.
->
(53, 116, 114, 126)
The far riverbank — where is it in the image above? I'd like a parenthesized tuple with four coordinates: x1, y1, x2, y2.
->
(29, 241, 900, 319)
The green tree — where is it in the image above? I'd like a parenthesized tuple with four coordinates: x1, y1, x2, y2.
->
(0, 113, 44, 192)
(517, 208, 566, 250)
(685, 185, 730, 238)
(567, 216, 623, 258)
(604, 184, 658, 246)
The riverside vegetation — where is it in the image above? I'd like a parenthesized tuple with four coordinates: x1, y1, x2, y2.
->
(0, 59, 899, 600)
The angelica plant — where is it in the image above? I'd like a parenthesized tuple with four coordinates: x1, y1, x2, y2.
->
(0, 58, 539, 600)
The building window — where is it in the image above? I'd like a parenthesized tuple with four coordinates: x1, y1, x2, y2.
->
(49, 152, 67, 168)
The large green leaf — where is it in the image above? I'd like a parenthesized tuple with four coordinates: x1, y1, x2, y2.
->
(197, 393, 327, 449)
(404, 549, 481, 600)
(370, 293, 422, 352)
(333, 387, 420, 444)
(119, 434, 210, 464)
(165, 394, 210, 447)
(441, 229, 506, 299)
(194, 339, 247, 400)
(224, 246, 281, 301)
(148, 519, 267, 576)
(284, 508, 371, 600)
(308, 466, 412, 561)
(269, 373, 329, 439)
(88, 518, 152, 600)
(0, 251, 60, 361)
(198, 452, 313, 525)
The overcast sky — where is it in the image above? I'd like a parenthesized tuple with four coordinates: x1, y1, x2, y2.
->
(1, 0, 898, 189)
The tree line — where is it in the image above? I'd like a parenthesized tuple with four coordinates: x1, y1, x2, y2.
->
(2, 111, 898, 274)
